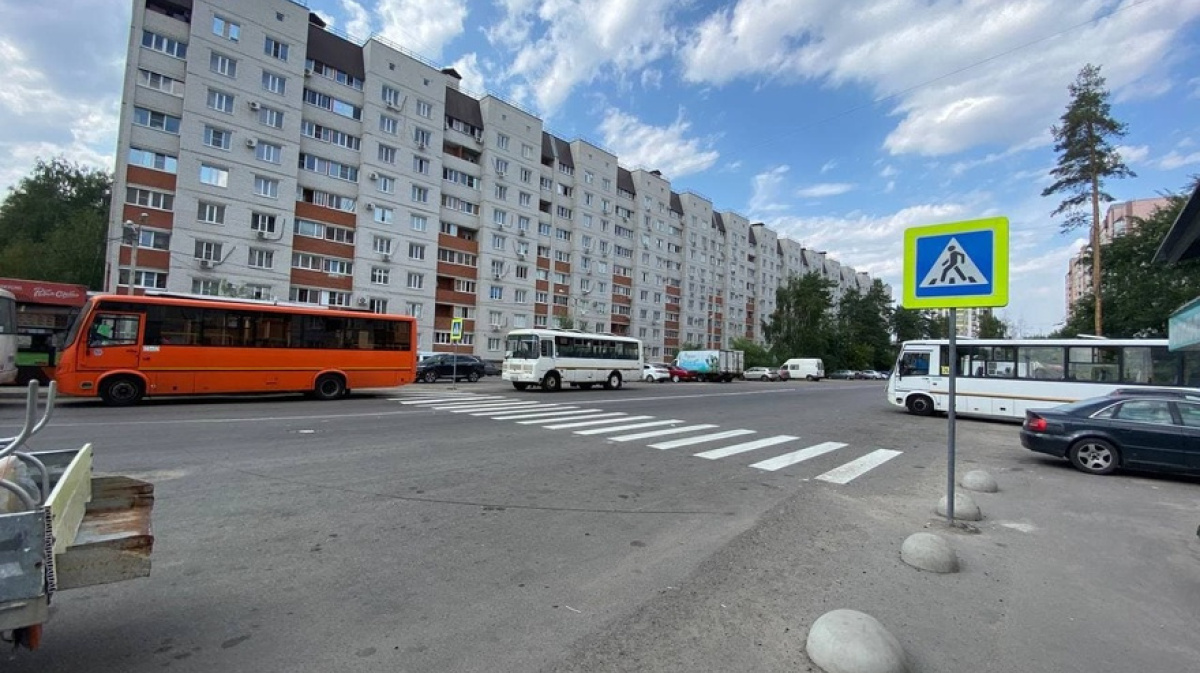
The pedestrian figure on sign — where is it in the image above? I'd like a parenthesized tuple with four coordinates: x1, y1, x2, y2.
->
(935, 244, 976, 285)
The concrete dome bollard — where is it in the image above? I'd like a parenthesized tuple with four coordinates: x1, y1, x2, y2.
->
(806, 609, 909, 673)
(936, 492, 982, 521)
(900, 532, 960, 573)
(960, 470, 999, 493)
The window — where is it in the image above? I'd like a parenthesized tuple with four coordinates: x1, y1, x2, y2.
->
(324, 258, 352, 276)
(519, 192, 532, 207)
(250, 212, 277, 234)
(248, 248, 273, 269)
(128, 147, 177, 173)
(126, 187, 173, 211)
(297, 187, 355, 212)
(380, 115, 398, 135)
(493, 209, 508, 228)
(495, 184, 508, 200)
(521, 144, 534, 159)
(125, 227, 170, 250)
(373, 205, 394, 224)
(199, 164, 229, 188)
(371, 267, 390, 285)
(254, 175, 279, 198)
(300, 121, 362, 150)
(378, 143, 397, 164)
(120, 269, 167, 290)
(492, 234, 506, 250)
(1113, 400, 1175, 425)
(494, 158, 509, 174)
(141, 29, 187, 58)
(411, 214, 427, 231)
(496, 133, 509, 150)
(489, 286, 503, 300)
(412, 185, 429, 203)
(255, 141, 282, 164)
(194, 240, 223, 261)
(264, 37, 289, 61)
(209, 52, 237, 78)
(413, 156, 430, 175)
(413, 127, 432, 147)
(381, 84, 401, 107)
(306, 58, 364, 90)
(299, 153, 360, 182)
(408, 243, 425, 260)
(373, 236, 392, 254)
(407, 272, 424, 289)
(303, 88, 362, 120)
(405, 302, 423, 318)
(213, 16, 240, 41)
(137, 69, 184, 96)
(293, 219, 355, 244)
(258, 106, 284, 128)
(197, 201, 225, 224)
(262, 71, 287, 95)
(520, 167, 532, 183)
(203, 125, 232, 150)
(377, 175, 395, 194)
(192, 279, 220, 295)
(133, 107, 181, 134)
(416, 100, 432, 118)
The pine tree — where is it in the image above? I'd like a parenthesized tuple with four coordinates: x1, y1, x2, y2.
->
(1042, 64, 1135, 336)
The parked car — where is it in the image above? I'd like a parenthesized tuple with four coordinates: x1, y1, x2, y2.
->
(1020, 393, 1200, 476)
(482, 360, 503, 376)
(862, 370, 889, 380)
(643, 363, 671, 382)
(1105, 386, 1200, 400)
(778, 358, 825, 381)
(416, 354, 487, 383)
(743, 366, 780, 382)
(829, 370, 858, 380)
(663, 364, 697, 382)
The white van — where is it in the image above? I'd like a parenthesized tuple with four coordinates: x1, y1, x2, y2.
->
(780, 358, 825, 381)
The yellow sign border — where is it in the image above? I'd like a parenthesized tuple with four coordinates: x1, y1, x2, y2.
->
(902, 216, 1009, 309)
(450, 317, 464, 342)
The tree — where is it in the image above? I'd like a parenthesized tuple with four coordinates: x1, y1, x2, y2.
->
(0, 157, 112, 288)
(1042, 64, 1135, 336)
(831, 281, 894, 369)
(729, 337, 773, 368)
(976, 311, 1010, 338)
(763, 272, 836, 363)
(891, 306, 946, 343)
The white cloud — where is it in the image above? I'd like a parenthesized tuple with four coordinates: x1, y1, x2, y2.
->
(879, 164, 898, 178)
(373, 0, 468, 60)
(679, 0, 1200, 157)
(820, 160, 837, 174)
(598, 108, 720, 179)
(641, 68, 664, 90)
(748, 165, 791, 214)
(1114, 144, 1150, 164)
(1159, 150, 1200, 170)
(449, 52, 486, 94)
(338, 0, 373, 40)
(494, 0, 679, 115)
(796, 182, 855, 198)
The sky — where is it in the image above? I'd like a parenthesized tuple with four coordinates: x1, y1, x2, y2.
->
(3, 0, 1200, 335)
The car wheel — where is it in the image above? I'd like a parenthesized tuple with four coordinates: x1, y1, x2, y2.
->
(604, 372, 623, 390)
(423, 370, 438, 383)
(100, 376, 144, 407)
(467, 371, 480, 383)
(671, 375, 680, 383)
(542, 372, 562, 392)
(313, 374, 346, 401)
(1069, 438, 1119, 475)
(760, 375, 769, 381)
(645, 375, 655, 383)
(906, 394, 935, 416)
(806, 375, 815, 382)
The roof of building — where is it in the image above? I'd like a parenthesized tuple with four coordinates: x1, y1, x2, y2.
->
(1154, 182, 1200, 263)
(617, 167, 635, 196)
(444, 87, 483, 128)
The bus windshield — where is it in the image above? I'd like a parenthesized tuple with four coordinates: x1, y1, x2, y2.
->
(507, 334, 541, 359)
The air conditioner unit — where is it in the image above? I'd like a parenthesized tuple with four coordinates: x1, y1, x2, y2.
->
(369, 172, 379, 181)
(516, 252, 526, 260)
(245, 138, 258, 148)
(386, 101, 399, 111)
(418, 142, 428, 151)
(198, 259, 214, 270)
(490, 324, 500, 332)
(496, 171, 506, 179)
(255, 230, 267, 240)
(304, 68, 313, 77)
(518, 230, 526, 237)
(493, 273, 503, 281)
(365, 203, 375, 211)
(249, 101, 261, 111)
(382, 253, 391, 262)
(357, 297, 368, 306)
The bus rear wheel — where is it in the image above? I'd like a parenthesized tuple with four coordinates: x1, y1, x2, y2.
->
(313, 374, 346, 401)
(542, 372, 562, 392)
(100, 376, 144, 407)
(604, 372, 623, 390)
(906, 394, 934, 416)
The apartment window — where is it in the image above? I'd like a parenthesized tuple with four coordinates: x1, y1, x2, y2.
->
(371, 267, 390, 285)
(264, 37, 289, 61)
(292, 252, 320, 271)
(262, 71, 287, 95)
(213, 16, 240, 41)
(555, 228, 572, 241)
(306, 58, 364, 90)
(255, 142, 282, 163)
(373, 205, 394, 224)
(137, 69, 184, 96)
(258, 106, 284, 128)
(407, 272, 424, 289)
(128, 147, 177, 173)
(192, 279, 220, 295)
(515, 266, 529, 280)
(248, 248, 273, 269)
(413, 127, 432, 147)
(300, 121, 362, 150)
(250, 212, 277, 233)
(411, 214, 427, 232)
(208, 52, 237, 78)
(538, 222, 551, 236)
(379, 114, 398, 135)
(520, 167, 532, 183)
(416, 99, 432, 118)
(517, 216, 530, 232)
(368, 298, 388, 314)
(556, 205, 572, 220)
(381, 85, 401, 107)
(303, 88, 362, 120)
(492, 234, 506, 251)
(377, 175, 395, 194)
(324, 258, 352, 276)
(405, 302, 423, 318)
(489, 286, 503, 300)
(254, 175, 279, 198)
(194, 240, 223, 261)
(515, 290, 529, 304)
(493, 209, 508, 227)
(494, 158, 509, 174)
(199, 164, 229, 188)
(123, 270, 167, 289)
(298, 153, 359, 182)
(127, 226, 170, 250)
(202, 125, 231, 150)
(141, 29, 187, 58)
(133, 107, 180, 134)
(496, 133, 509, 150)
(519, 192, 531, 207)
(413, 156, 430, 175)
(495, 184, 508, 200)
(408, 242, 426, 260)
(196, 201, 225, 224)
(411, 185, 429, 203)
(126, 187, 173, 211)
(294, 219, 355, 244)
(378, 143, 397, 164)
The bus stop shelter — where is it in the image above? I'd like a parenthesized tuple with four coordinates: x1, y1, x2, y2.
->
(1154, 181, 1200, 351)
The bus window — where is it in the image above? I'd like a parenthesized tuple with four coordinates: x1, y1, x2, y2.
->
(88, 314, 140, 347)
(898, 352, 929, 377)
(541, 338, 554, 358)
(1068, 346, 1119, 382)
(1020, 346, 1064, 380)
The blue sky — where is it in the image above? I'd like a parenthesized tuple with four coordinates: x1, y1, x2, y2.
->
(3, 0, 1200, 335)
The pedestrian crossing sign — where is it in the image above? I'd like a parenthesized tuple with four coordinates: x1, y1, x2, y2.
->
(903, 217, 1008, 308)
(450, 317, 464, 342)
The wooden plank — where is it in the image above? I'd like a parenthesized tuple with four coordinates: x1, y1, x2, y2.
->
(54, 476, 154, 590)
(44, 444, 92, 554)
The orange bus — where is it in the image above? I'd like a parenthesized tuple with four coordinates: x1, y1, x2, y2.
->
(54, 293, 417, 405)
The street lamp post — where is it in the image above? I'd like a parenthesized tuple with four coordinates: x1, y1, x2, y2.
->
(125, 212, 148, 295)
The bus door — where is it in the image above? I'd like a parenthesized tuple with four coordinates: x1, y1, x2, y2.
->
(80, 312, 143, 372)
(894, 347, 935, 397)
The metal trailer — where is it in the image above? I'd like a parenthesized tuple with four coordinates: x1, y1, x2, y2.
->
(673, 349, 745, 382)
(0, 382, 154, 650)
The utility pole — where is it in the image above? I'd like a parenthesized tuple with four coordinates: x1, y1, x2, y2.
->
(126, 212, 148, 295)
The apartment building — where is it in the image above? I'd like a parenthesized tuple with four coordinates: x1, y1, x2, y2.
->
(1064, 197, 1170, 311)
(109, 0, 886, 359)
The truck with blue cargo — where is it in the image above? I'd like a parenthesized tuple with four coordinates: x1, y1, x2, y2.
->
(673, 349, 745, 382)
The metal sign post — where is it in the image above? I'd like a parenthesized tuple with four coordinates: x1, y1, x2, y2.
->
(946, 308, 958, 522)
(450, 318, 464, 390)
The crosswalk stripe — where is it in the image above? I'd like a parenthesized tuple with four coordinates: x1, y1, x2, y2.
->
(446, 402, 544, 413)
(427, 399, 521, 409)
(574, 419, 682, 435)
(815, 449, 903, 484)
(609, 424, 719, 442)
(749, 442, 847, 472)
(400, 396, 505, 405)
(516, 412, 627, 425)
(542, 415, 654, 429)
(694, 435, 798, 460)
(469, 404, 576, 416)
(648, 429, 756, 450)
(489, 407, 588, 420)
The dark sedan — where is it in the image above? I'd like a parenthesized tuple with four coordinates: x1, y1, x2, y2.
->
(1020, 394, 1200, 476)
(416, 354, 487, 383)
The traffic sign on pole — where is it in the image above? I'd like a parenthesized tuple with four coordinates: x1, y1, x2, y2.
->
(450, 317, 464, 343)
(903, 217, 1009, 309)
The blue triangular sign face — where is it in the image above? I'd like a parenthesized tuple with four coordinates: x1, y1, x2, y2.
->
(919, 237, 988, 288)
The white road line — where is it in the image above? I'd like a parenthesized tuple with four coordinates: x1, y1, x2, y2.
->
(609, 424, 719, 442)
(515, 412, 627, 425)
(542, 415, 654, 429)
(648, 429, 756, 450)
(443, 402, 542, 412)
(749, 442, 847, 472)
(488, 407, 587, 419)
(400, 396, 505, 405)
(693, 435, 799, 460)
(574, 419, 682, 435)
(469, 405, 576, 416)
(815, 449, 903, 484)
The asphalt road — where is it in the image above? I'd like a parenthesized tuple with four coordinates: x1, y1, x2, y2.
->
(2, 378, 1198, 672)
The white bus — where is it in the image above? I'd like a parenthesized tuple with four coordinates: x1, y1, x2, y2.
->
(888, 338, 1200, 420)
(0, 289, 16, 385)
(503, 328, 643, 392)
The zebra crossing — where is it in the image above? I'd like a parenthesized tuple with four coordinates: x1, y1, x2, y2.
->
(391, 390, 902, 485)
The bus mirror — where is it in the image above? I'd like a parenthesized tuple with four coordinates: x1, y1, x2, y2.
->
(505, 350, 513, 359)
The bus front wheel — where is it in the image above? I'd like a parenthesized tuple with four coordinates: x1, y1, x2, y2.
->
(542, 372, 562, 392)
(100, 376, 144, 406)
(604, 372, 623, 390)
(906, 394, 934, 416)
(313, 374, 346, 401)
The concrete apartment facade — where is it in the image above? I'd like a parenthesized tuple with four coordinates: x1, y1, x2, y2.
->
(1064, 197, 1170, 312)
(108, 0, 888, 359)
